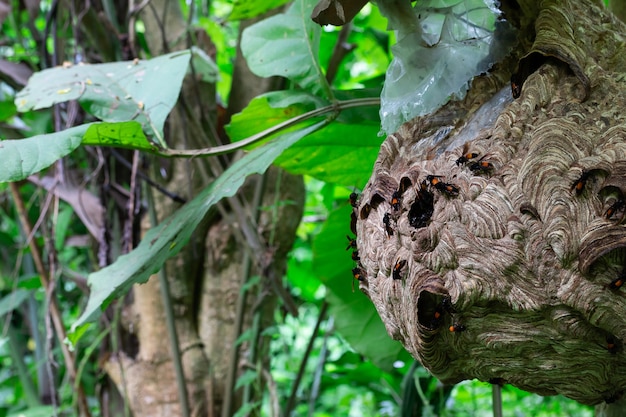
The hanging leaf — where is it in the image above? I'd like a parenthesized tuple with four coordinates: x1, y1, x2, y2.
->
(241, 0, 330, 97)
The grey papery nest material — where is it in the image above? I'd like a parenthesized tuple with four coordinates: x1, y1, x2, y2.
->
(352, 0, 626, 406)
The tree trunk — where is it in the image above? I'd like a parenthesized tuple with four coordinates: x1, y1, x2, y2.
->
(354, 0, 626, 412)
(102, 2, 304, 416)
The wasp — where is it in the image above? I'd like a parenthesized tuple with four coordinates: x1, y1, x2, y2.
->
(607, 336, 620, 354)
(346, 235, 357, 251)
(449, 323, 466, 333)
(604, 199, 625, 223)
(390, 191, 402, 211)
(383, 212, 394, 237)
(350, 212, 357, 235)
(409, 181, 434, 228)
(608, 268, 626, 290)
(392, 259, 407, 280)
(455, 143, 480, 166)
(349, 192, 359, 208)
(468, 156, 494, 174)
(352, 250, 360, 261)
(352, 267, 364, 292)
(511, 72, 522, 99)
(571, 171, 591, 195)
(426, 175, 459, 197)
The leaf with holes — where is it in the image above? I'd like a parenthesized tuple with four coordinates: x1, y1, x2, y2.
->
(15, 50, 191, 145)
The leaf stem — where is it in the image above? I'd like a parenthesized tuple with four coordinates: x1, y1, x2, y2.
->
(157, 97, 380, 158)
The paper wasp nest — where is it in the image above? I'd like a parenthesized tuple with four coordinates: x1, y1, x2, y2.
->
(353, 0, 626, 406)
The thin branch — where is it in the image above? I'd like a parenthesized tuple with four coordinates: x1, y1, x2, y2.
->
(284, 302, 329, 417)
(326, 23, 356, 85)
(156, 97, 380, 158)
(9, 182, 92, 417)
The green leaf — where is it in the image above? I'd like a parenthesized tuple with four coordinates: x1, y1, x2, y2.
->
(16, 50, 191, 143)
(0, 124, 88, 183)
(226, 91, 323, 145)
(82, 121, 157, 152)
(8, 406, 56, 417)
(234, 369, 257, 390)
(275, 121, 382, 188)
(227, 91, 382, 188)
(190, 46, 219, 83)
(229, 0, 291, 20)
(71, 120, 327, 332)
(241, 0, 328, 97)
(0, 288, 31, 316)
(313, 204, 411, 371)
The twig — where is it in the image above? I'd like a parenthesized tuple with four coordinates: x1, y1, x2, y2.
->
(9, 182, 92, 417)
(326, 23, 356, 84)
(284, 302, 329, 417)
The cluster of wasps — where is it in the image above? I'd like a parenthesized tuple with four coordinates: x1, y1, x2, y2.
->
(346, 144, 495, 332)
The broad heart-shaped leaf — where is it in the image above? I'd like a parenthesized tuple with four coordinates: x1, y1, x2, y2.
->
(226, 91, 383, 188)
(71, 120, 327, 332)
(241, 0, 328, 97)
(228, 0, 291, 20)
(313, 204, 412, 371)
(15, 50, 192, 144)
(83, 121, 157, 152)
(0, 124, 89, 183)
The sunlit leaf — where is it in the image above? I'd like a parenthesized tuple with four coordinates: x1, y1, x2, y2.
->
(82, 121, 157, 152)
(227, 91, 382, 188)
(71, 120, 327, 332)
(229, 0, 291, 20)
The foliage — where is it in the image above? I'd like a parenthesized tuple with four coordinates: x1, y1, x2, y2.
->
(0, 0, 599, 416)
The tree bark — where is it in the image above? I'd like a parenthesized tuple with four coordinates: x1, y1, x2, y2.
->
(102, 2, 304, 416)
(355, 0, 626, 412)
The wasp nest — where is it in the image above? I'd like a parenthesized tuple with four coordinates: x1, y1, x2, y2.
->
(353, 0, 626, 406)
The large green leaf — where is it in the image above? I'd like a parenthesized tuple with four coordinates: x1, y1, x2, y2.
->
(241, 0, 328, 97)
(0, 124, 89, 183)
(313, 204, 411, 371)
(229, 0, 291, 20)
(16, 50, 192, 144)
(226, 91, 382, 188)
(71, 120, 327, 332)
